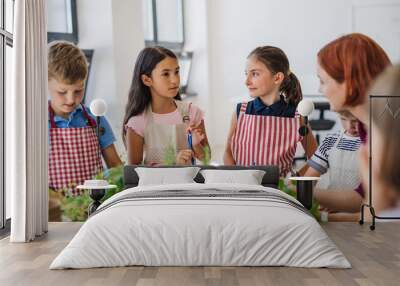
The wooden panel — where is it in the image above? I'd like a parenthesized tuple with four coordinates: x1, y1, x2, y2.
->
(0, 222, 400, 285)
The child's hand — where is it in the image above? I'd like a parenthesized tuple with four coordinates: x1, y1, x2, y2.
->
(176, 149, 194, 165)
(188, 123, 206, 146)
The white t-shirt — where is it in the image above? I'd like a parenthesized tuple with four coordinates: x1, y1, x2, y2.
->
(308, 130, 361, 174)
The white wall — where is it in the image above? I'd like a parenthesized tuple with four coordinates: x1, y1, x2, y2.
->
(352, 0, 400, 63)
(111, 0, 145, 158)
(77, 0, 144, 159)
(183, 0, 210, 121)
(77, 0, 115, 104)
(76, 0, 117, 140)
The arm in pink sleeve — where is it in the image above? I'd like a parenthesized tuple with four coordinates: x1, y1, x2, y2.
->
(188, 104, 208, 147)
(125, 113, 146, 137)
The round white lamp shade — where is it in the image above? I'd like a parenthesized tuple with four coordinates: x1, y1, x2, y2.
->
(297, 99, 315, 117)
(90, 99, 107, 116)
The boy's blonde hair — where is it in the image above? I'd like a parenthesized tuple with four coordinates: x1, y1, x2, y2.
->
(48, 41, 88, 84)
(337, 110, 356, 119)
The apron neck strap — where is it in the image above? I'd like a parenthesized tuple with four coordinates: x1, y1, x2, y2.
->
(48, 102, 57, 128)
(176, 101, 191, 124)
(81, 104, 97, 127)
(240, 102, 248, 114)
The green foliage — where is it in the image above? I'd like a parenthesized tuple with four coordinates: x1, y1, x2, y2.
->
(162, 142, 211, 166)
(94, 165, 124, 201)
(278, 178, 320, 221)
(278, 178, 296, 197)
(61, 193, 91, 221)
(201, 145, 211, 165)
(163, 144, 177, 165)
(60, 166, 125, 221)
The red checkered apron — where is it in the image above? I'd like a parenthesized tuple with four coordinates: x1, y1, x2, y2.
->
(48, 104, 103, 196)
(231, 102, 302, 177)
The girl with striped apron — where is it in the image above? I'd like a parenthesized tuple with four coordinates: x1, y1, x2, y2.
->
(48, 104, 103, 196)
(231, 102, 302, 177)
(143, 100, 191, 165)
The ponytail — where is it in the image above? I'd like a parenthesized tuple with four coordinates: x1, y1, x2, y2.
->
(248, 46, 302, 106)
(280, 72, 303, 105)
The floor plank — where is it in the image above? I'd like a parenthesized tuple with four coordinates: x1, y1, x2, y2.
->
(0, 222, 399, 286)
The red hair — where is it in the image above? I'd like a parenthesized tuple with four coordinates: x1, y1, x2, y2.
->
(318, 33, 391, 106)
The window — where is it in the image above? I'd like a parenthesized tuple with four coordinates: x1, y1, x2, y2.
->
(142, 0, 195, 97)
(178, 51, 192, 95)
(1, 0, 14, 235)
(47, 0, 78, 43)
(142, 0, 184, 51)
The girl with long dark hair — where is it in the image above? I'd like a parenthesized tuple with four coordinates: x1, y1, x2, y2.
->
(123, 46, 210, 165)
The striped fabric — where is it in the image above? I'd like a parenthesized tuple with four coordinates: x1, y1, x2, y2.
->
(318, 134, 360, 157)
(231, 102, 302, 176)
(308, 131, 361, 174)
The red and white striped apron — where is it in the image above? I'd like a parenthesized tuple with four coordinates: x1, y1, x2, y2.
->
(231, 102, 302, 177)
(48, 104, 103, 196)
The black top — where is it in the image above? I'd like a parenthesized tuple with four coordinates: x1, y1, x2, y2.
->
(236, 96, 297, 119)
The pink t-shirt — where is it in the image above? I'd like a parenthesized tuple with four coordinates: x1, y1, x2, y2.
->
(126, 104, 204, 137)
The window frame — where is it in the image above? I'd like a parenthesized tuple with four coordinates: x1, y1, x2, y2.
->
(177, 51, 192, 95)
(81, 49, 94, 103)
(47, 0, 78, 44)
(0, 0, 13, 233)
(144, 0, 185, 52)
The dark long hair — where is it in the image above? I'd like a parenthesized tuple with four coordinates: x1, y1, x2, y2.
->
(122, 46, 181, 144)
(248, 46, 302, 105)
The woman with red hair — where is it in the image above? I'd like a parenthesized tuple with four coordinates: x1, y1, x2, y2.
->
(310, 33, 391, 218)
(317, 33, 391, 120)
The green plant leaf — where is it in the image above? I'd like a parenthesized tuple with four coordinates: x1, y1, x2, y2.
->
(59, 166, 125, 221)
(278, 178, 320, 221)
(163, 144, 176, 165)
(201, 145, 211, 165)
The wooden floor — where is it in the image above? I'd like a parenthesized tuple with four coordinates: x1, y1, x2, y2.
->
(0, 222, 399, 286)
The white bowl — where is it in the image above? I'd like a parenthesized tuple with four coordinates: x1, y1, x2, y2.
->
(288, 176, 320, 181)
(86, 179, 109, 187)
(76, 179, 117, 189)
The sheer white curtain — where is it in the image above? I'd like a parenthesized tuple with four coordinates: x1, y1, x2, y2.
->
(8, 0, 48, 242)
